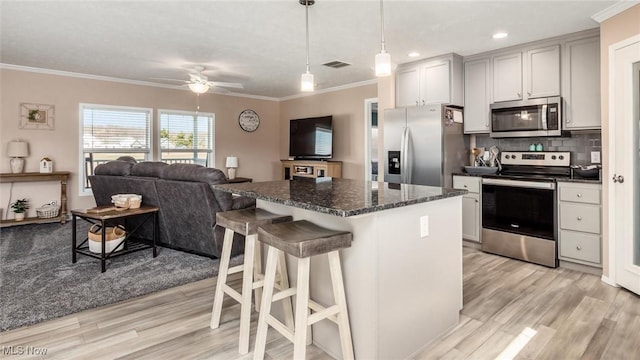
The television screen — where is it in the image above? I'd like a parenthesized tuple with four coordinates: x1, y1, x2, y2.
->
(289, 116, 333, 159)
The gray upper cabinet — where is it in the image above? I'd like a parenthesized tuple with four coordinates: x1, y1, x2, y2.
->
(396, 54, 463, 107)
(463, 58, 491, 133)
(563, 36, 601, 130)
(526, 45, 561, 98)
(492, 45, 560, 102)
(492, 52, 523, 102)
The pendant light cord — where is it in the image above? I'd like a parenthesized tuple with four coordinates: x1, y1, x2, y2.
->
(305, 0, 310, 73)
(380, 0, 386, 52)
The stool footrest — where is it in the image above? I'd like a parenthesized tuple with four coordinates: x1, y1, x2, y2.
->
(265, 313, 295, 342)
(227, 264, 244, 275)
(307, 303, 340, 325)
(222, 284, 243, 303)
(272, 288, 297, 302)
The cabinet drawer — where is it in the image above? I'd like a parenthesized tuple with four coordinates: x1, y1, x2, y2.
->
(559, 184, 601, 204)
(453, 176, 480, 193)
(560, 203, 601, 234)
(559, 230, 601, 264)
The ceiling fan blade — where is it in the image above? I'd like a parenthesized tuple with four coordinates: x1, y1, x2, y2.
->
(208, 81, 243, 89)
(150, 77, 189, 83)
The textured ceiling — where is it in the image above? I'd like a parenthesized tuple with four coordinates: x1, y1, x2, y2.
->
(0, 0, 621, 99)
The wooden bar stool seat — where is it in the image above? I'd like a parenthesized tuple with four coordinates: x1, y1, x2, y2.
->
(210, 208, 294, 355)
(253, 220, 354, 360)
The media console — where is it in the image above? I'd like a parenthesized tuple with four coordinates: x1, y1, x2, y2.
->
(281, 160, 342, 180)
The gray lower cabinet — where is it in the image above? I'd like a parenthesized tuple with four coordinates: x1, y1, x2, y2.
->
(557, 181, 602, 267)
(453, 175, 481, 242)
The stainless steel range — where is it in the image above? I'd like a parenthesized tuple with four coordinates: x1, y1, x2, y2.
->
(481, 151, 571, 268)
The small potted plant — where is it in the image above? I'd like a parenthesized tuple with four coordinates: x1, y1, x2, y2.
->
(10, 199, 29, 221)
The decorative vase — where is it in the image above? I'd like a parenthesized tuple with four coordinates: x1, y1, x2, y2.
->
(14, 212, 25, 221)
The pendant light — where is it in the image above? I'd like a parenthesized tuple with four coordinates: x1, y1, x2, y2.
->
(375, 0, 391, 77)
(300, 0, 315, 92)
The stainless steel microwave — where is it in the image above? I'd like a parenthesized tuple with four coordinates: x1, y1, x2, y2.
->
(490, 96, 562, 138)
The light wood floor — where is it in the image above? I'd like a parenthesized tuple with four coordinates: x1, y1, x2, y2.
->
(1, 247, 639, 359)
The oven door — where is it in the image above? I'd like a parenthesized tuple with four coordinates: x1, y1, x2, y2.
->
(481, 178, 558, 267)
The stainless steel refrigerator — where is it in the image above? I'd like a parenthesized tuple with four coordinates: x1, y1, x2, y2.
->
(383, 105, 468, 188)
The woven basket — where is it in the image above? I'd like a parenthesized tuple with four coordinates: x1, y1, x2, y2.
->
(36, 203, 60, 219)
(88, 224, 126, 253)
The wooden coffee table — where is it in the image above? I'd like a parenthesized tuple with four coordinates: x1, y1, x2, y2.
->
(71, 206, 159, 273)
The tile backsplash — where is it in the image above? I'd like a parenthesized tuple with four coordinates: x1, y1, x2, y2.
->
(474, 131, 602, 166)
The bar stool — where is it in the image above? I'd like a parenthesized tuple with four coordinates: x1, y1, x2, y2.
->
(210, 208, 295, 355)
(253, 220, 354, 360)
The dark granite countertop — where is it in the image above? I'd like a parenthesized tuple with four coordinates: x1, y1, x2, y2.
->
(213, 178, 467, 217)
(452, 172, 602, 184)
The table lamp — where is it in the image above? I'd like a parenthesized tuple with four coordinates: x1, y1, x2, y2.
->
(226, 156, 238, 180)
(7, 140, 29, 173)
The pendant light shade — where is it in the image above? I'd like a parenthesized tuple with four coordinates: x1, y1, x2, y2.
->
(375, 0, 391, 77)
(375, 51, 391, 77)
(300, 0, 315, 92)
(301, 71, 314, 92)
(188, 82, 209, 94)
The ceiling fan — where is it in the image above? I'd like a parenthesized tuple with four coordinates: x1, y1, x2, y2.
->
(155, 66, 243, 94)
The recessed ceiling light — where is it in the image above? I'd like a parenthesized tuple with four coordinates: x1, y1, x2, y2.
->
(493, 32, 508, 39)
(408, 52, 420, 58)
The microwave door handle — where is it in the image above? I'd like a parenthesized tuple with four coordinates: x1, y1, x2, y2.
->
(541, 104, 548, 130)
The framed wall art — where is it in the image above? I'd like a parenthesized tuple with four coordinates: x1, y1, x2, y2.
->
(20, 103, 55, 130)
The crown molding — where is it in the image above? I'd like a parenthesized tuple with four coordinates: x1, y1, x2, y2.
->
(279, 79, 378, 101)
(591, 1, 640, 23)
(0, 63, 280, 102)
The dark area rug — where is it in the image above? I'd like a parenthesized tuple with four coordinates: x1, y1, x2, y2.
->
(0, 222, 242, 332)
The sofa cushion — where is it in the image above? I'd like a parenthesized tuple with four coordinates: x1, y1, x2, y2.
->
(131, 162, 168, 178)
(94, 160, 134, 176)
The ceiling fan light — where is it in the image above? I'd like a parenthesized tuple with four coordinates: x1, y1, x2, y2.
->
(375, 50, 391, 77)
(300, 71, 314, 92)
(188, 82, 209, 94)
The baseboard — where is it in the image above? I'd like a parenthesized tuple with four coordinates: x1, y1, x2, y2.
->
(600, 275, 618, 287)
(462, 239, 481, 249)
(559, 260, 602, 276)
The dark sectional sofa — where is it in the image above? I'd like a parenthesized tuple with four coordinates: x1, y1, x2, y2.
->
(89, 160, 256, 258)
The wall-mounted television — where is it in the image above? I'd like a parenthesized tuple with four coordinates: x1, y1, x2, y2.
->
(289, 116, 333, 160)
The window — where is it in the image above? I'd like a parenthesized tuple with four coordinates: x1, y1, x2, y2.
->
(158, 109, 214, 167)
(80, 104, 152, 194)
(79, 105, 216, 196)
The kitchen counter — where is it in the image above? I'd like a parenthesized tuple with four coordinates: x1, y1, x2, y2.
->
(214, 177, 464, 359)
(213, 177, 467, 217)
(452, 171, 602, 184)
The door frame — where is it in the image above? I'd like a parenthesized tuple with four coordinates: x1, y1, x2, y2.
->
(605, 34, 640, 287)
(364, 98, 378, 181)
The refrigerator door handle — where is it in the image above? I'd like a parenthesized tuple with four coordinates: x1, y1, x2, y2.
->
(400, 127, 410, 183)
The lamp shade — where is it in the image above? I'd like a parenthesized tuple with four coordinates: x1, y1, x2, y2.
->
(188, 83, 210, 94)
(7, 141, 29, 157)
(225, 156, 238, 168)
(300, 72, 314, 92)
(375, 51, 391, 77)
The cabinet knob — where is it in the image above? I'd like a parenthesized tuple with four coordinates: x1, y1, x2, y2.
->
(416, 101, 419, 106)
(517, 92, 521, 97)
(464, 185, 468, 188)
(475, 199, 479, 203)
(577, 193, 582, 198)
(576, 245, 582, 251)
(577, 216, 583, 221)
(527, 92, 531, 96)
(422, 100, 425, 106)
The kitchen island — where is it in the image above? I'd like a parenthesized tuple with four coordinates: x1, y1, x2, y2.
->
(213, 178, 466, 359)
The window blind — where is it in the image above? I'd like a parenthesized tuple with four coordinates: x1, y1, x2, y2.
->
(159, 111, 213, 151)
(82, 106, 151, 151)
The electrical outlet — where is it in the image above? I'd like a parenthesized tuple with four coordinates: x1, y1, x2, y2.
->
(591, 151, 601, 164)
(420, 215, 429, 237)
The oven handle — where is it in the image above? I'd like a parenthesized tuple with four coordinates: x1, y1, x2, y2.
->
(482, 178, 556, 190)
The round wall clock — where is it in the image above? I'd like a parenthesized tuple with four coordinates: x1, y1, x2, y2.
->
(238, 109, 260, 132)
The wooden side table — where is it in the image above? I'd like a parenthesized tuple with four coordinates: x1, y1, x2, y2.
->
(71, 206, 159, 273)
(0, 171, 69, 227)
